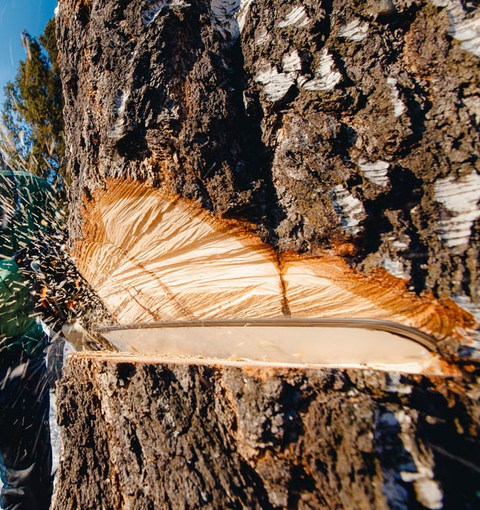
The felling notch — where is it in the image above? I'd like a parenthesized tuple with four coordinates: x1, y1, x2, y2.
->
(74, 178, 477, 361)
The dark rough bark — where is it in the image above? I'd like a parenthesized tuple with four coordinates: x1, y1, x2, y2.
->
(53, 353, 480, 510)
(56, 0, 480, 316)
(53, 1, 480, 508)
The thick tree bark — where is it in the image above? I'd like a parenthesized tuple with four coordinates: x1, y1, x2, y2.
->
(56, 0, 480, 316)
(53, 353, 480, 510)
(52, 0, 480, 508)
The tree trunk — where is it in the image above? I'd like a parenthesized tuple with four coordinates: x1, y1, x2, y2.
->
(53, 352, 480, 510)
(52, 0, 480, 508)
(56, 0, 480, 315)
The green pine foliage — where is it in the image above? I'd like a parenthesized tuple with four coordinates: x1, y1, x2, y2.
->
(1, 18, 65, 182)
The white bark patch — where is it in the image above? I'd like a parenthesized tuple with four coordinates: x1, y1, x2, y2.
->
(255, 64, 295, 102)
(358, 159, 390, 186)
(302, 49, 342, 91)
(395, 411, 443, 509)
(255, 25, 271, 46)
(142, 1, 168, 25)
(113, 90, 127, 116)
(430, 0, 480, 57)
(463, 96, 480, 124)
(387, 77, 407, 117)
(388, 235, 410, 250)
(142, 0, 190, 25)
(210, 0, 241, 40)
(448, 14, 480, 57)
(110, 90, 129, 139)
(330, 185, 365, 235)
(382, 257, 410, 280)
(277, 6, 310, 29)
(274, 124, 309, 181)
(386, 373, 412, 394)
(434, 171, 480, 248)
(282, 50, 302, 73)
(338, 19, 369, 41)
(236, 0, 255, 33)
(452, 295, 480, 322)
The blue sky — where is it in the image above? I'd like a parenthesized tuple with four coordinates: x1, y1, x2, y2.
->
(0, 0, 57, 106)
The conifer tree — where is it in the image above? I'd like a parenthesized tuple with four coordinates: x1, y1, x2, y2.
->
(1, 18, 65, 181)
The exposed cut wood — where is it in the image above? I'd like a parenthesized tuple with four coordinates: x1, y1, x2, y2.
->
(75, 179, 477, 353)
(98, 323, 441, 374)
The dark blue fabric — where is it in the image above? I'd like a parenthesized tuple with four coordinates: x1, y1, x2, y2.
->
(0, 355, 52, 510)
